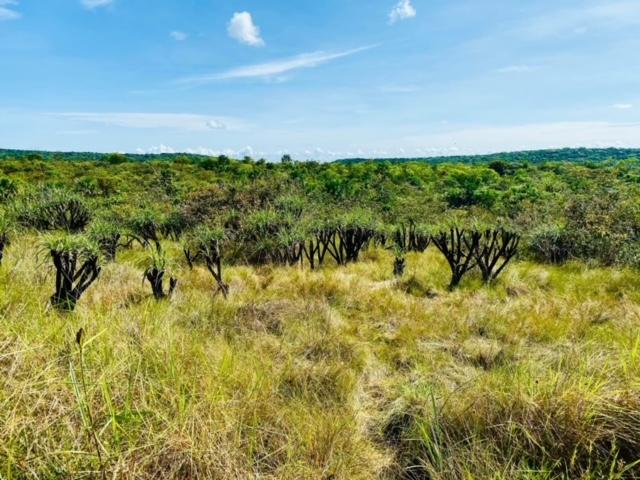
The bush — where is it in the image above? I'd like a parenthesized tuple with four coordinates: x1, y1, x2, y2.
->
(0, 177, 18, 200)
(526, 225, 572, 264)
(184, 226, 229, 297)
(142, 248, 176, 299)
(88, 221, 123, 261)
(42, 234, 101, 310)
(15, 190, 91, 232)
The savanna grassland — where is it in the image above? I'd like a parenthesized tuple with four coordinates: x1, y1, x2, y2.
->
(2, 151, 640, 479)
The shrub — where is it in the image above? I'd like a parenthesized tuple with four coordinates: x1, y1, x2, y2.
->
(42, 234, 101, 311)
(129, 209, 163, 250)
(0, 177, 18, 201)
(16, 190, 91, 232)
(184, 226, 229, 298)
(432, 227, 480, 289)
(322, 211, 378, 266)
(88, 221, 123, 261)
(563, 192, 640, 266)
(142, 248, 177, 300)
(475, 229, 520, 283)
(527, 225, 572, 264)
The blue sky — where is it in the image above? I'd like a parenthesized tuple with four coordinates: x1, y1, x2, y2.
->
(0, 0, 639, 160)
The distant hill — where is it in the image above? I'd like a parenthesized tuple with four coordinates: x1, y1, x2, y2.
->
(1, 147, 640, 165)
(0, 148, 211, 163)
(334, 148, 640, 165)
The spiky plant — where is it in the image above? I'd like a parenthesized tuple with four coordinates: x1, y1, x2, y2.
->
(391, 222, 431, 278)
(17, 190, 92, 232)
(129, 209, 163, 251)
(475, 228, 520, 283)
(432, 227, 480, 290)
(320, 211, 378, 266)
(142, 248, 176, 300)
(42, 234, 101, 311)
(88, 220, 123, 262)
(184, 226, 229, 298)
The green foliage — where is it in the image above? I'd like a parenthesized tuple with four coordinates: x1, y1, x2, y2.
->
(0, 177, 18, 200)
(15, 190, 91, 232)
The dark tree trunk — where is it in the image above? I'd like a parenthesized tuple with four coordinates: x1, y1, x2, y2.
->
(145, 268, 177, 299)
(475, 229, 520, 283)
(393, 257, 406, 277)
(432, 228, 480, 290)
(50, 251, 101, 311)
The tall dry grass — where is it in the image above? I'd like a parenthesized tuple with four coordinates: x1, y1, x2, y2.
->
(1, 237, 640, 479)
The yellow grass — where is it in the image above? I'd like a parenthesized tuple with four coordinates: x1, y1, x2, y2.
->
(1, 237, 640, 479)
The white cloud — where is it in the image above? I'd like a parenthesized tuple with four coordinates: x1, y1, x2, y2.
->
(389, 0, 416, 24)
(51, 112, 234, 131)
(228, 11, 264, 47)
(170, 31, 188, 41)
(612, 103, 633, 110)
(178, 45, 378, 83)
(136, 145, 263, 158)
(81, 0, 112, 9)
(0, 0, 20, 20)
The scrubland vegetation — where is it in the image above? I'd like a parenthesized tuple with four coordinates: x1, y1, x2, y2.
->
(2, 151, 640, 478)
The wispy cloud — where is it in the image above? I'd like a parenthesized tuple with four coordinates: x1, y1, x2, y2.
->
(51, 112, 237, 131)
(0, 0, 20, 20)
(81, 0, 113, 10)
(612, 103, 633, 110)
(170, 31, 188, 41)
(228, 11, 264, 47)
(389, 0, 416, 24)
(178, 45, 378, 84)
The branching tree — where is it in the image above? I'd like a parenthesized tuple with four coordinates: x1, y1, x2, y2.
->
(129, 210, 163, 251)
(143, 249, 176, 300)
(432, 227, 480, 289)
(320, 214, 377, 266)
(391, 221, 431, 277)
(184, 226, 229, 298)
(88, 221, 124, 261)
(17, 190, 91, 232)
(43, 235, 101, 311)
(475, 229, 520, 283)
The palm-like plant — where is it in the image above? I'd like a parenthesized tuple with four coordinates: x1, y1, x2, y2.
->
(88, 220, 123, 261)
(42, 234, 101, 311)
(184, 225, 229, 298)
(142, 248, 176, 299)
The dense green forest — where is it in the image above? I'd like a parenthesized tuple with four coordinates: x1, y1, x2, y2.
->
(2, 148, 640, 270)
(2, 146, 640, 165)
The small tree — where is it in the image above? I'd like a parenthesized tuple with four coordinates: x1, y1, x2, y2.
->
(432, 227, 480, 290)
(475, 229, 520, 283)
(43, 235, 101, 311)
(143, 249, 177, 300)
(184, 226, 229, 298)
(320, 213, 377, 266)
(391, 222, 431, 277)
(88, 221, 123, 261)
(17, 190, 91, 232)
(129, 210, 163, 250)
